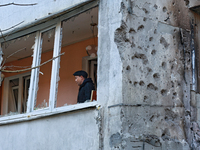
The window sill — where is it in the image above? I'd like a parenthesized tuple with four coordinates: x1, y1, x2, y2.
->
(0, 101, 98, 125)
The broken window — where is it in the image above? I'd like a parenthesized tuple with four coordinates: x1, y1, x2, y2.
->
(5, 73, 31, 115)
(0, 4, 99, 118)
(22, 75, 30, 112)
(1, 32, 36, 116)
(35, 28, 55, 110)
(8, 78, 19, 113)
(56, 7, 98, 107)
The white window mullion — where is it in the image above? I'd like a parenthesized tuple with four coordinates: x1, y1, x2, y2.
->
(24, 76, 30, 111)
(49, 22, 62, 111)
(32, 32, 43, 111)
(26, 31, 41, 113)
(3, 79, 9, 114)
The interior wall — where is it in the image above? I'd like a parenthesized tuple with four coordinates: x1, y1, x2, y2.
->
(57, 37, 97, 107)
(0, 37, 97, 114)
(2, 57, 32, 78)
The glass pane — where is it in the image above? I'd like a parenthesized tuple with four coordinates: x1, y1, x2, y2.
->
(56, 7, 98, 107)
(10, 78, 19, 87)
(35, 28, 55, 110)
(13, 89, 19, 111)
(7, 78, 19, 114)
(22, 75, 30, 113)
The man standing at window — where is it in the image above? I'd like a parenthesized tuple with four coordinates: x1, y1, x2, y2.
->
(73, 70, 95, 103)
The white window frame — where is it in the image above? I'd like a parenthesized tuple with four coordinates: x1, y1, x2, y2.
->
(0, 1, 99, 124)
(27, 25, 58, 113)
(2, 72, 31, 115)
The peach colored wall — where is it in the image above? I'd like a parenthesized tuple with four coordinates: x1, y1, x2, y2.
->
(57, 38, 97, 107)
(1, 37, 97, 114)
(2, 56, 33, 78)
(36, 51, 53, 108)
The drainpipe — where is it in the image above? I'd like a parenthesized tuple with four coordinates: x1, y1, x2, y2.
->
(191, 20, 196, 92)
(191, 47, 196, 91)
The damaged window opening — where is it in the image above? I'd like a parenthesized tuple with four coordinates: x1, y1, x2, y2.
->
(56, 7, 98, 107)
(3, 73, 31, 116)
(0, 6, 98, 118)
(1, 32, 36, 116)
(34, 28, 55, 110)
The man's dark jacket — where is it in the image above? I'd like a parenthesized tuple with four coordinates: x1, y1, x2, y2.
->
(77, 78, 95, 103)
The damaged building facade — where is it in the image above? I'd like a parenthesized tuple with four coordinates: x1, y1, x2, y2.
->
(1, 0, 200, 149)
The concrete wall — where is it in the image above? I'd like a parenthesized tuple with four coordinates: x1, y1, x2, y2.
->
(190, 0, 200, 8)
(98, 0, 200, 149)
(98, 0, 123, 149)
(0, 0, 92, 34)
(0, 1, 100, 150)
(116, 2, 190, 148)
(1, 0, 200, 149)
(0, 108, 99, 150)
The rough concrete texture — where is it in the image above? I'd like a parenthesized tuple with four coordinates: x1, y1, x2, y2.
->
(115, 0, 191, 106)
(111, 0, 200, 149)
(98, 0, 124, 149)
(1, 0, 200, 149)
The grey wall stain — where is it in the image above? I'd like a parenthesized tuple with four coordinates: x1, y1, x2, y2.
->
(109, 132, 122, 148)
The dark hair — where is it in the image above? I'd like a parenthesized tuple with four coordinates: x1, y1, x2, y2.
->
(73, 70, 88, 78)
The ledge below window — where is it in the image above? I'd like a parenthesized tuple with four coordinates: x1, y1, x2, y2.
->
(0, 101, 98, 125)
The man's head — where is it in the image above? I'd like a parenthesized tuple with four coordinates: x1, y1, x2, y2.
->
(73, 70, 88, 86)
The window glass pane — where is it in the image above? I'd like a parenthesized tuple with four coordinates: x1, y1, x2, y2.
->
(1, 32, 36, 116)
(22, 75, 30, 113)
(34, 28, 55, 110)
(13, 89, 19, 111)
(56, 7, 98, 107)
(10, 78, 19, 87)
(8, 78, 19, 114)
